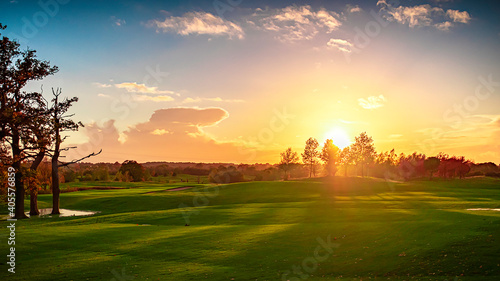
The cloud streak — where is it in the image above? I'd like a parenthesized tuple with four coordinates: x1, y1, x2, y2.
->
(254, 5, 341, 42)
(114, 82, 176, 95)
(358, 95, 386, 109)
(148, 11, 244, 39)
(327, 38, 353, 53)
(377, 1, 471, 30)
(182, 97, 245, 103)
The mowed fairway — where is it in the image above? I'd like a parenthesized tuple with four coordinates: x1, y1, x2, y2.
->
(1, 177, 500, 280)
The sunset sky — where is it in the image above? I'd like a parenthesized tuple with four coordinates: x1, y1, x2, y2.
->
(1, 0, 499, 164)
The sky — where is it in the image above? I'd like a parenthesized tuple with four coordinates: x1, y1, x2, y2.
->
(1, 0, 500, 164)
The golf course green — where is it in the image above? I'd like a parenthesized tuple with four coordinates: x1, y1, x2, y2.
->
(1, 176, 499, 280)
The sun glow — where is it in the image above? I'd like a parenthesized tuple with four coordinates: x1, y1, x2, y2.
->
(323, 128, 351, 149)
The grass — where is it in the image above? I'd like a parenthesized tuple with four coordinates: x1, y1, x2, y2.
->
(0, 176, 499, 280)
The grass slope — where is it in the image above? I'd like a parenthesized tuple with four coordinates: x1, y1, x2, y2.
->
(0, 177, 499, 280)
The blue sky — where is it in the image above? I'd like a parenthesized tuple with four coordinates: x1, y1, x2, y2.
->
(1, 0, 500, 163)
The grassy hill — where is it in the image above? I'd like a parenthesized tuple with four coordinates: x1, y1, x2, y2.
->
(1, 177, 499, 280)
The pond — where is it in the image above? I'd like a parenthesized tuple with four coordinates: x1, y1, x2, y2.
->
(26, 208, 100, 217)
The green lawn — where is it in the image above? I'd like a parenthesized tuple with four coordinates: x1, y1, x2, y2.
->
(1, 177, 499, 280)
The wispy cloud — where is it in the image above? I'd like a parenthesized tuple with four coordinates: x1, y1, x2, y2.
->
(254, 5, 341, 42)
(151, 129, 171, 136)
(134, 95, 175, 102)
(446, 9, 471, 24)
(435, 21, 453, 31)
(182, 97, 245, 103)
(377, 1, 471, 30)
(147, 11, 244, 39)
(93, 82, 112, 88)
(347, 5, 362, 13)
(327, 38, 353, 53)
(358, 95, 386, 109)
(115, 82, 176, 95)
(97, 93, 111, 98)
(111, 16, 126, 27)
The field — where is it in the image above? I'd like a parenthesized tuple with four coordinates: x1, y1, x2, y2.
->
(1, 177, 500, 280)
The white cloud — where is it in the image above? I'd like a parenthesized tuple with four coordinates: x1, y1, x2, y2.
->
(348, 5, 362, 13)
(151, 129, 171, 136)
(256, 5, 341, 42)
(134, 95, 175, 102)
(97, 93, 111, 98)
(358, 95, 386, 109)
(148, 11, 244, 39)
(378, 1, 471, 30)
(435, 21, 453, 31)
(327, 38, 353, 53)
(446, 9, 471, 24)
(182, 97, 245, 103)
(115, 82, 176, 95)
(93, 82, 112, 88)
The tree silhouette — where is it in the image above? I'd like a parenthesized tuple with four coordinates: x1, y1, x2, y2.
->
(339, 146, 354, 176)
(0, 23, 58, 218)
(424, 157, 440, 179)
(302, 137, 319, 178)
(48, 88, 101, 214)
(351, 132, 376, 177)
(320, 139, 340, 176)
(279, 147, 299, 180)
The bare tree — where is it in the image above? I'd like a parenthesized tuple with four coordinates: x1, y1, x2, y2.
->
(48, 88, 101, 214)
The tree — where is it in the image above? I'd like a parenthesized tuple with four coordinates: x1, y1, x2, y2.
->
(301, 137, 319, 178)
(424, 157, 440, 179)
(339, 146, 353, 176)
(48, 88, 100, 214)
(1, 23, 58, 218)
(351, 132, 376, 177)
(279, 147, 299, 180)
(320, 139, 340, 176)
(119, 160, 145, 182)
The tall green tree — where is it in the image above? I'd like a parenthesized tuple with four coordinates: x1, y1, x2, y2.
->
(351, 132, 376, 177)
(301, 137, 319, 178)
(119, 160, 145, 182)
(320, 139, 340, 176)
(339, 146, 353, 176)
(0, 23, 58, 218)
(279, 147, 299, 180)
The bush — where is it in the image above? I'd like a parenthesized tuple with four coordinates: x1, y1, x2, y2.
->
(485, 172, 500, 178)
(209, 169, 244, 183)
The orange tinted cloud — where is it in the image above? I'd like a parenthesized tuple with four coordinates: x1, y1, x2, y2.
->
(66, 107, 247, 163)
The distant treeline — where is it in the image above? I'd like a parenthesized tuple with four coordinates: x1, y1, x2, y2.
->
(2, 154, 496, 194)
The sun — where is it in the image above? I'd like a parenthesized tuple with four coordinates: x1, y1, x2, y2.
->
(323, 127, 351, 149)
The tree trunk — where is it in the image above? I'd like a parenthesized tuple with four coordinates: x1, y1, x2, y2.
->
(51, 152, 60, 214)
(12, 133, 28, 219)
(29, 149, 45, 216)
(51, 108, 61, 215)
